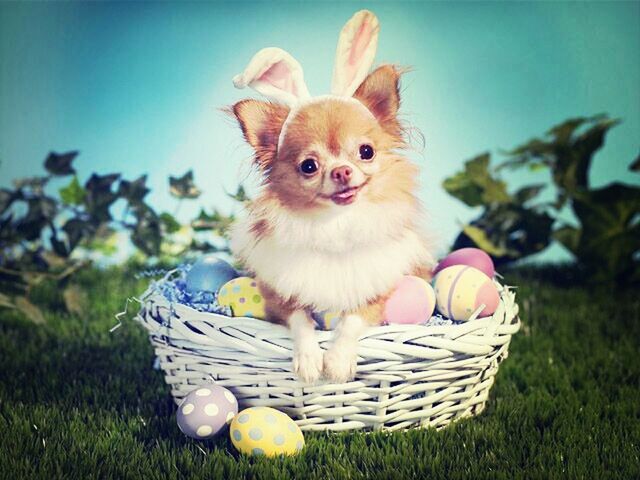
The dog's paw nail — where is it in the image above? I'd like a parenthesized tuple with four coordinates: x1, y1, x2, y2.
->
(293, 346, 324, 384)
(323, 347, 357, 383)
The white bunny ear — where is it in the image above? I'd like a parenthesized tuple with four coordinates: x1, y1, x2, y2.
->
(233, 47, 311, 107)
(331, 10, 380, 97)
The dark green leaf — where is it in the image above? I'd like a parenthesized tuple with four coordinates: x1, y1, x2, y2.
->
(553, 225, 580, 257)
(514, 184, 545, 204)
(44, 151, 78, 176)
(62, 219, 93, 251)
(442, 153, 510, 207)
(568, 182, 640, 281)
(453, 203, 554, 265)
(130, 204, 161, 256)
(49, 233, 69, 258)
(0, 188, 20, 215)
(169, 170, 201, 199)
(227, 185, 249, 203)
(630, 154, 640, 172)
(84, 173, 120, 223)
(15, 197, 57, 241)
(59, 176, 86, 205)
(118, 175, 150, 204)
(159, 212, 181, 234)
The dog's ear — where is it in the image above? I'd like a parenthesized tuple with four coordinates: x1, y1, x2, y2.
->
(353, 65, 403, 136)
(231, 100, 290, 168)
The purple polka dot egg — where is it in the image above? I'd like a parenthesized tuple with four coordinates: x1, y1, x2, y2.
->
(176, 385, 238, 439)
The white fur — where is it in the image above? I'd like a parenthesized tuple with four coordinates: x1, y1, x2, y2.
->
(289, 310, 324, 383)
(323, 313, 369, 382)
(230, 197, 434, 313)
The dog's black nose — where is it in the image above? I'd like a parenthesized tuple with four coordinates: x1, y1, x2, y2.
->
(331, 165, 353, 185)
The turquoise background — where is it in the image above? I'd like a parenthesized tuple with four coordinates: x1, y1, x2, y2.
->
(1, 1, 638, 260)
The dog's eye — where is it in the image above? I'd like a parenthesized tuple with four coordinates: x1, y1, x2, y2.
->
(359, 144, 375, 161)
(299, 158, 319, 175)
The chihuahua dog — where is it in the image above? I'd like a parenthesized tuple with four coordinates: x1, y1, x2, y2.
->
(229, 11, 434, 383)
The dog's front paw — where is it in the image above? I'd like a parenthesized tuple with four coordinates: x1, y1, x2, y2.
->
(293, 344, 324, 384)
(323, 344, 358, 383)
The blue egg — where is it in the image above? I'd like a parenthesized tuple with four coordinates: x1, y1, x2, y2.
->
(185, 255, 238, 294)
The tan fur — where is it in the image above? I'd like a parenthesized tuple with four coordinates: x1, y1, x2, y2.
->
(232, 65, 433, 328)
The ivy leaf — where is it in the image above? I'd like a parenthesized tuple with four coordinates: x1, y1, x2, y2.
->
(191, 208, 234, 235)
(630, 154, 640, 172)
(59, 176, 86, 205)
(130, 204, 161, 256)
(226, 185, 249, 203)
(62, 218, 93, 251)
(514, 184, 545, 204)
(442, 153, 510, 207)
(44, 151, 78, 176)
(49, 233, 69, 258)
(553, 225, 580, 257)
(84, 173, 120, 223)
(169, 170, 201, 199)
(0, 188, 21, 215)
(159, 212, 180, 233)
(15, 197, 57, 241)
(569, 182, 640, 282)
(118, 175, 150, 205)
(14, 296, 46, 324)
(460, 225, 511, 257)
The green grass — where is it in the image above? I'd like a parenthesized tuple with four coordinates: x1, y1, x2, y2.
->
(1, 265, 639, 479)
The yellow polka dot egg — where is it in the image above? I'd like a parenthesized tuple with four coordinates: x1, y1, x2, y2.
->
(217, 277, 266, 319)
(230, 406, 304, 457)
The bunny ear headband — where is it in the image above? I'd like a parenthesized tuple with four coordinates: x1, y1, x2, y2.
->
(232, 10, 380, 149)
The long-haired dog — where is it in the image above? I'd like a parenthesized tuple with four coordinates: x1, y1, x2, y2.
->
(229, 10, 434, 383)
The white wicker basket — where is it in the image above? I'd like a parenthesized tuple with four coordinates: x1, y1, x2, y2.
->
(136, 273, 520, 432)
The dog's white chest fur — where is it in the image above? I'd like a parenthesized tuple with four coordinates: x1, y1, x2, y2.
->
(231, 201, 432, 313)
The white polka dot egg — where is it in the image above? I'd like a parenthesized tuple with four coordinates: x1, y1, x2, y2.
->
(176, 385, 238, 439)
(230, 406, 304, 457)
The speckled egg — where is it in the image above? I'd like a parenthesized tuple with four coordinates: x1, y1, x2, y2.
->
(433, 248, 495, 278)
(185, 255, 238, 294)
(384, 275, 436, 324)
(217, 277, 266, 319)
(176, 385, 239, 439)
(312, 310, 342, 330)
(229, 407, 304, 457)
(433, 265, 500, 321)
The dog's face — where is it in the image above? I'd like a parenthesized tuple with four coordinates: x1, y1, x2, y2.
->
(232, 65, 418, 211)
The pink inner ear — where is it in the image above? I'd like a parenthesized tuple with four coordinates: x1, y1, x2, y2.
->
(343, 18, 373, 87)
(257, 60, 298, 96)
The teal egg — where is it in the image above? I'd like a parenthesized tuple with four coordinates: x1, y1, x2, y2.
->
(185, 255, 238, 294)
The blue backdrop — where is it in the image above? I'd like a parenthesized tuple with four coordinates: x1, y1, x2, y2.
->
(1, 1, 638, 260)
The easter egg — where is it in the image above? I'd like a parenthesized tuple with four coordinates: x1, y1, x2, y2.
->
(176, 385, 239, 439)
(230, 406, 304, 457)
(433, 265, 500, 321)
(217, 277, 266, 319)
(384, 275, 436, 324)
(433, 248, 495, 278)
(312, 310, 342, 330)
(185, 255, 238, 294)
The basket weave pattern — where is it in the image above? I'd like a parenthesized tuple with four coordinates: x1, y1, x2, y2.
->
(137, 277, 520, 432)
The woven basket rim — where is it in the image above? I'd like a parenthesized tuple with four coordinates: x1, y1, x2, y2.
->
(137, 272, 520, 344)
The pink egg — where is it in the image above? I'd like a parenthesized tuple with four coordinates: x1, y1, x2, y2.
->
(384, 276, 436, 325)
(433, 248, 495, 278)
